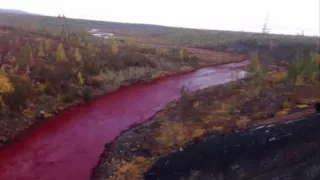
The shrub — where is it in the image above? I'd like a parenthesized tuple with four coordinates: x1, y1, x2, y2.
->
(247, 52, 266, 85)
(3, 80, 35, 112)
(87, 73, 106, 88)
(136, 47, 157, 55)
(0, 75, 14, 93)
(82, 60, 101, 76)
(82, 87, 93, 101)
(77, 71, 84, 85)
(63, 91, 79, 103)
(286, 51, 320, 83)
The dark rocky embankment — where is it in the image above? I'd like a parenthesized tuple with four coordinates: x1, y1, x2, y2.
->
(144, 110, 320, 180)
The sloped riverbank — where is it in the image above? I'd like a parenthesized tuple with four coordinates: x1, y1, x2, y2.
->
(91, 69, 320, 180)
(0, 61, 248, 180)
(145, 112, 320, 180)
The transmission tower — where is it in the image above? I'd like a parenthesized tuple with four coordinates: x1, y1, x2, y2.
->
(260, 13, 273, 50)
(262, 13, 270, 34)
(59, 14, 69, 41)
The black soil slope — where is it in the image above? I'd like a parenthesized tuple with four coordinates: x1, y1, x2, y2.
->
(144, 113, 320, 180)
(316, 102, 320, 113)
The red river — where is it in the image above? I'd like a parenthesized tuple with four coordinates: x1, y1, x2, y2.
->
(0, 61, 248, 180)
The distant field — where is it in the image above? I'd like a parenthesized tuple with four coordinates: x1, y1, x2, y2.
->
(0, 13, 318, 48)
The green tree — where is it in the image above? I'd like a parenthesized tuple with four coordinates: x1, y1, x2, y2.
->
(303, 52, 320, 82)
(56, 43, 66, 61)
(287, 51, 305, 83)
(247, 52, 266, 85)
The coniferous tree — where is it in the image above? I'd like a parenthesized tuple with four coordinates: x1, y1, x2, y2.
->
(77, 71, 84, 85)
(74, 48, 82, 62)
(287, 51, 304, 83)
(38, 40, 45, 57)
(247, 52, 266, 85)
(87, 42, 94, 52)
(179, 49, 184, 60)
(56, 43, 66, 61)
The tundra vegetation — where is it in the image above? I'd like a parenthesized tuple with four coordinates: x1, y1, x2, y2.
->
(1, 13, 320, 180)
(92, 51, 320, 180)
(0, 24, 246, 147)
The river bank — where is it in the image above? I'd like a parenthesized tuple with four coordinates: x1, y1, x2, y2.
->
(0, 58, 246, 150)
(0, 60, 248, 180)
(144, 111, 320, 180)
(91, 67, 320, 180)
(0, 26, 248, 150)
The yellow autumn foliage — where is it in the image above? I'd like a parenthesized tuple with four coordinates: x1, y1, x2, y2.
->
(179, 49, 184, 60)
(0, 75, 14, 93)
(74, 48, 82, 62)
(111, 41, 118, 54)
(56, 43, 67, 61)
(77, 71, 84, 85)
(275, 109, 290, 116)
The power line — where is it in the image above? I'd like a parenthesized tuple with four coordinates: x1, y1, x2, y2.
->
(262, 13, 270, 34)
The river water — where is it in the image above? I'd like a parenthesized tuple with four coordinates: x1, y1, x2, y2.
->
(0, 61, 248, 180)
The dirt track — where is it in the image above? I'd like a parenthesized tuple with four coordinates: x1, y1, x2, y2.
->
(144, 112, 320, 180)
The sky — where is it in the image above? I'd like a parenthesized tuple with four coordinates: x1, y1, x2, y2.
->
(2, 0, 319, 35)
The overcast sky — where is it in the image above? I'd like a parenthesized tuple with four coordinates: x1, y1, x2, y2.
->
(2, 0, 319, 35)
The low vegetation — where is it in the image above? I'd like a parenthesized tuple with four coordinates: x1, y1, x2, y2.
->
(2, 12, 320, 180)
(0, 25, 246, 147)
(0, 13, 318, 48)
(92, 52, 320, 180)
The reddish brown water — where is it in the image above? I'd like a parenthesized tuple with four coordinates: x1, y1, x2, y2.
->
(0, 61, 248, 180)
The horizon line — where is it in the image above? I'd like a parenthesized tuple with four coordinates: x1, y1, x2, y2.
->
(2, 8, 319, 37)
